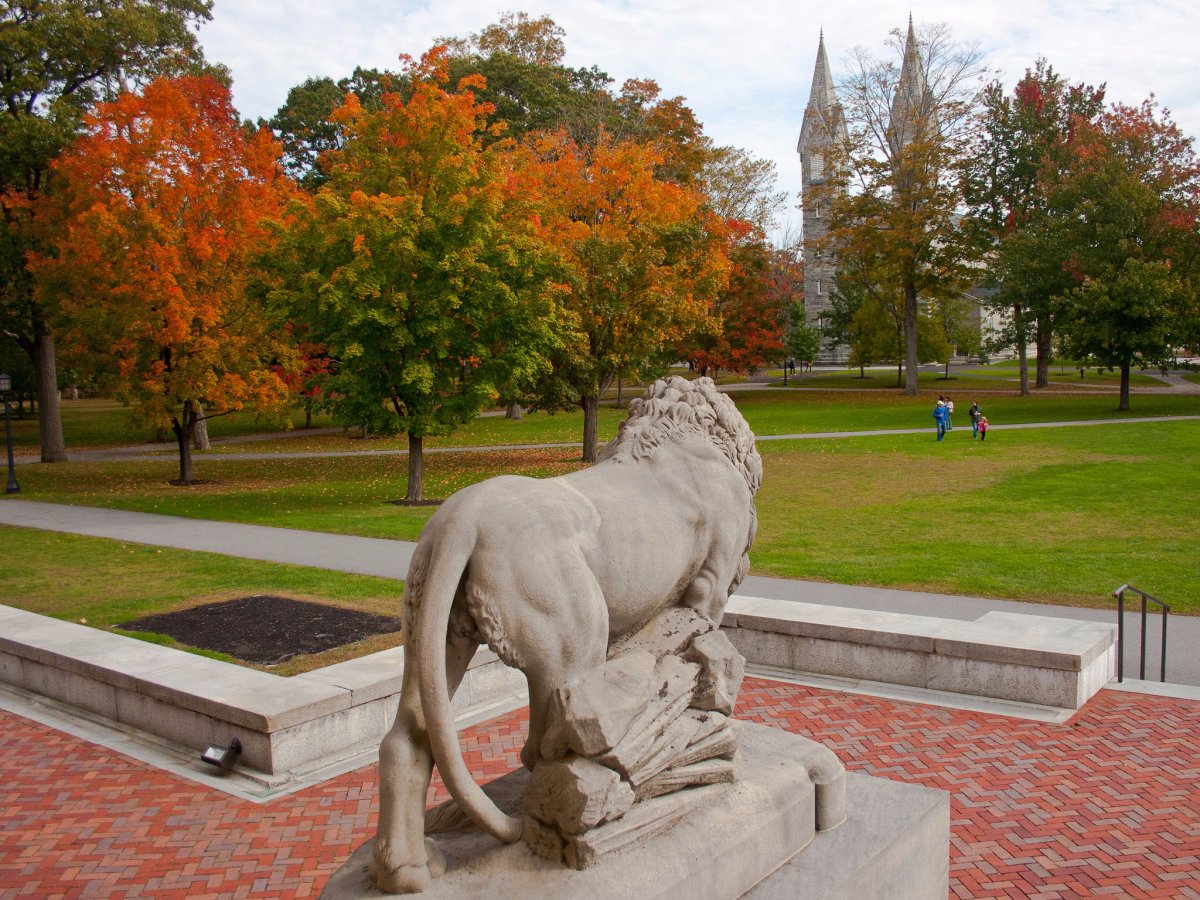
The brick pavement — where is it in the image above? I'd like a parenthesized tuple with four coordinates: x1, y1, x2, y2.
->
(2, 680, 1197, 899)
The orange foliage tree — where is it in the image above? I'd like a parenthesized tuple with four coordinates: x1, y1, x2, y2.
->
(32, 75, 297, 483)
(522, 131, 730, 461)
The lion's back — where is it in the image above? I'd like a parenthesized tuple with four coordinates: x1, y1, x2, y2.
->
(420, 473, 599, 554)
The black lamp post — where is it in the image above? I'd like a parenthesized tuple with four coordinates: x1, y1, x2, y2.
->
(0, 372, 20, 494)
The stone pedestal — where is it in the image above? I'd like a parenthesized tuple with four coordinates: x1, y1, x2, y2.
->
(322, 723, 949, 899)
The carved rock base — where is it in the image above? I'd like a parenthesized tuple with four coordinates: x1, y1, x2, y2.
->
(323, 723, 938, 899)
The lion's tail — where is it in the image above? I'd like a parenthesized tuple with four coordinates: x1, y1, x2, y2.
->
(415, 520, 523, 844)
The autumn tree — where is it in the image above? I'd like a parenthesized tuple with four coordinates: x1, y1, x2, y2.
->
(523, 130, 730, 461)
(686, 149, 790, 377)
(961, 61, 1106, 392)
(688, 224, 785, 376)
(0, 0, 214, 462)
(267, 48, 560, 501)
(1045, 100, 1200, 409)
(811, 20, 985, 395)
(31, 75, 297, 483)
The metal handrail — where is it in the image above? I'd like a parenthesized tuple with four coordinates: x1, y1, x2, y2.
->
(1112, 584, 1171, 682)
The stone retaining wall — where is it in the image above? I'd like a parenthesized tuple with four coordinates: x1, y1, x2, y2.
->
(0, 596, 1115, 783)
(723, 595, 1116, 709)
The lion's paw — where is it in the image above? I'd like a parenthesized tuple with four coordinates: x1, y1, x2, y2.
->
(368, 838, 445, 894)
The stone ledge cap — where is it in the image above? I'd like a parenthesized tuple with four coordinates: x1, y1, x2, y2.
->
(933, 612, 1115, 671)
(725, 595, 950, 652)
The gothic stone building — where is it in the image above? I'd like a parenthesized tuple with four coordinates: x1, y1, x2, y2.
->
(797, 21, 938, 364)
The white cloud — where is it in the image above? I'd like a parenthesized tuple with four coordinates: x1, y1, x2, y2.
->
(198, 0, 1200, 239)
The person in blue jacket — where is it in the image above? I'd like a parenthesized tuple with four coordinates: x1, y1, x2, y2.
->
(933, 399, 947, 441)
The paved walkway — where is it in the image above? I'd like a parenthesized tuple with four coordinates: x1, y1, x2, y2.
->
(2, 499, 1195, 688)
(2, 679, 1197, 897)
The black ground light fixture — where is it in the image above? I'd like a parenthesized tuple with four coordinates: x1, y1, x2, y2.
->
(200, 738, 242, 771)
(0, 373, 19, 495)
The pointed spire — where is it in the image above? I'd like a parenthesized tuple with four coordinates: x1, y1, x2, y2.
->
(889, 16, 935, 153)
(799, 30, 847, 158)
(808, 29, 838, 111)
(898, 15, 925, 101)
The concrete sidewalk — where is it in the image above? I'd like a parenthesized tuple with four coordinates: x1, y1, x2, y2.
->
(1, 499, 1193, 687)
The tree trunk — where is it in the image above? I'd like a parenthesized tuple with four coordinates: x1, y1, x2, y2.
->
(616, 376, 622, 407)
(28, 329, 66, 462)
(505, 402, 524, 420)
(305, 397, 313, 428)
(945, 359, 951, 379)
(171, 401, 197, 483)
(581, 394, 599, 463)
(903, 281, 919, 395)
(1013, 304, 1030, 397)
(406, 433, 424, 501)
(1119, 363, 1131, 411)
(192, 403, 210, 450)
(1034, 316, 1052, 389)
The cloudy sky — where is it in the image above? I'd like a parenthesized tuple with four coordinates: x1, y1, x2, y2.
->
(197, 1, 1199, 237)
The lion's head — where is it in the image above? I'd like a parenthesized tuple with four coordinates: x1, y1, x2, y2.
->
(597, 376, 762, 495)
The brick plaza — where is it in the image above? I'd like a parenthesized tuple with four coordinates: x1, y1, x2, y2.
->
(3, 679, 1198, 898)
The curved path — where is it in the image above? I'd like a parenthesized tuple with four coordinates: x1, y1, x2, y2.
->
(0, 499, 1193, 688)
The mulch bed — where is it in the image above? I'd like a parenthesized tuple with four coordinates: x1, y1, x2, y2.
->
(119, 595, 403, 666)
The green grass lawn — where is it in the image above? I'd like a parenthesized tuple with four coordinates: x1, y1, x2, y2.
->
(957, 362, 1167, 387)
(9, 447, 584, 539)
(794, 367, 1168, 390)
(729, 389, 1200, 435)
(7, 397, 335, 454)
(6, 412, 1197, 614)
(0, 525, 404, 674)
(190, 389, 1200, 456)
(751, 420, 1198, 613)
(211, 407, 627, 454)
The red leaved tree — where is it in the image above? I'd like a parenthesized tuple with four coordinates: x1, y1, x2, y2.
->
(689, 221, 787, 377)
(32, 75, 298, 482)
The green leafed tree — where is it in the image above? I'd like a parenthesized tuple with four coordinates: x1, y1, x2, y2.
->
(961, 60, 1105, 393)
(266, 48, 561, 501)
(0, 0, 214, 461)
(1048, 100, 1200, 409)
(784, 316, 821, 379)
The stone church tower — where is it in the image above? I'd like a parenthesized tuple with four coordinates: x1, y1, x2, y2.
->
(797, 31, 847, 362)
(797, 20, 932, 363)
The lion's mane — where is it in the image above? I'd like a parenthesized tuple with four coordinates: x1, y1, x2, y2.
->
(597, 376, 762, 495)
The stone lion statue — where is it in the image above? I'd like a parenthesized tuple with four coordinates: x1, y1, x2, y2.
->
(372, 376, 762, 893)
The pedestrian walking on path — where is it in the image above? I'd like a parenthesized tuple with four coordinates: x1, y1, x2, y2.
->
(946, 397, 954, 430)
(969, 401, 982, 439)
(979, 416, 989, 441)
(933, 399, 948, 442)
